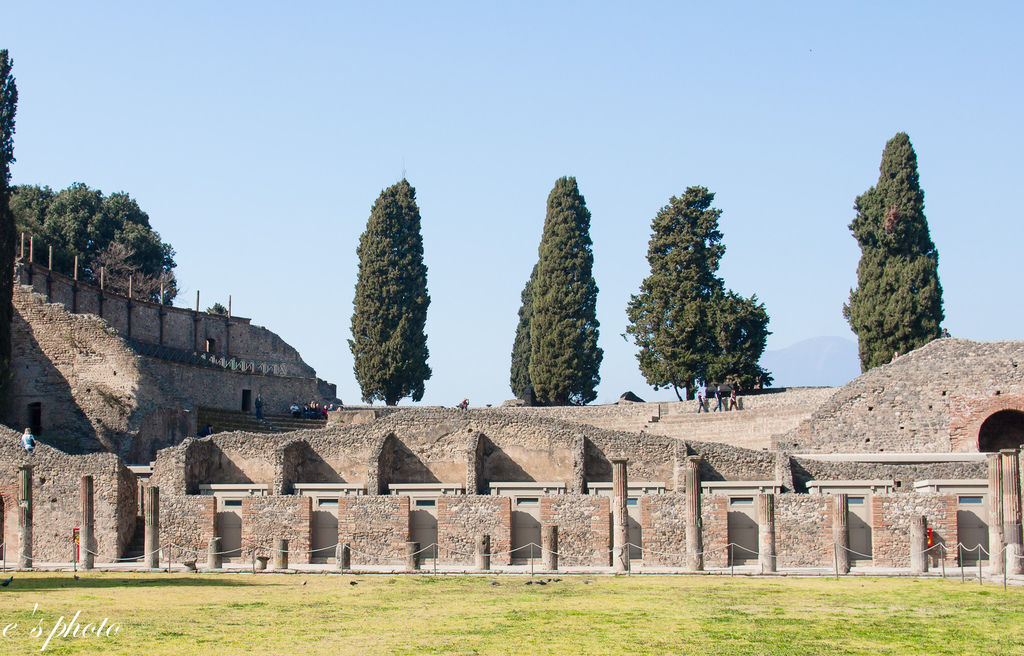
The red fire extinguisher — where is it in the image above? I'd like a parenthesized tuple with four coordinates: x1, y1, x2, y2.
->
(927, 527, 934, 547)
(72, 527, 80, 562)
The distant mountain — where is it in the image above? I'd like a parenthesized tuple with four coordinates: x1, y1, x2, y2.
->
(761, 336, 861, 388)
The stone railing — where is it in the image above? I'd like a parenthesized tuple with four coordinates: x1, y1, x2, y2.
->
(126, 339, 292, 377)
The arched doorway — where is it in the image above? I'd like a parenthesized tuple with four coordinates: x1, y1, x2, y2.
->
(978, 409, 1024, 451)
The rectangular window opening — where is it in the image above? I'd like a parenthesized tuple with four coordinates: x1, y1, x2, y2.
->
(958, 496, 984, 504)
(729, 497, 754, 506)
(516, 498, 539, 506)
(414, 499, 436, 507)
(223, 499, 242, 507)
(626, 498, 639, 506)
(318, 499, 339, 507)
(848, 497, 865, 505)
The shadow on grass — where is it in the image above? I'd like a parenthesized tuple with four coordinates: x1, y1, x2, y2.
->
(1, 574, 269, 591)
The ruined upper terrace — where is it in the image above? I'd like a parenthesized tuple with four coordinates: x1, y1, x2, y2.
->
(14, 254, 315, 378)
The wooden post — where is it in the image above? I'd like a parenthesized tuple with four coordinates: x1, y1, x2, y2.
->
(336, 543, 350, 571)
(17, 466, 32, 570)
(208, 537, 222, 570)
(684, 455, 703, 572)
(910, 515, 928, 575)
(273, 539, 288, 570)
(28, 235, 34, 263)
(542, 525, 558, 571)
(80, 476, 94, 570)
(988, 453, 1005, 575)
(406, 541, 420, 571)
(19, 232, 24, 259)
(1002, 449, 1023, 575)
(611, 458, 629, 572)
(832, 494, 850, 574)
(758, 493, 776, 574)
(73, 255, 78, 280)
(47, 245, 52, 269)
(475, 534, 490, 571)
(144, 486, 160, 569)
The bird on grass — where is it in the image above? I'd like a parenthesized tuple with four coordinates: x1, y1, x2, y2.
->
(349, 580, 358, 586)
(0, 576, 13, 587)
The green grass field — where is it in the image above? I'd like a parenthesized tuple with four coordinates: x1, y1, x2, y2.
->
(0, 573, 1020, 655)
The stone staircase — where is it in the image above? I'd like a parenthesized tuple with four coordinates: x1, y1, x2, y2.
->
(197, 407, 328, 435)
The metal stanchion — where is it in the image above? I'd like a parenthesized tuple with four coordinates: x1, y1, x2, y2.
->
(978, 554, 982, 585)
(959, 544, 965, 583)
(833, 544, 839, 580)
(940, 544, 945, 579)
(730, 544, 734, 577)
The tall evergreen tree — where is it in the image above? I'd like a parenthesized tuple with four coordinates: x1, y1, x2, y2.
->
(348, 179, 431, 405)
(845, 133, 943, 371)
(625, 186, 770, 399)
(0, 51, 17, 413)
(509, 263, 536, 400)
(528, 177, 602, 405)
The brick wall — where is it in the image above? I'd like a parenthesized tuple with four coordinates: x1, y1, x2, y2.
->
(437, 495, 511, 565)
(701, 496, 729, 568)
(338, 495, 409, 566)
(159, 495, 215, 557)
(540, 495, 610, 567)
(870, 493, 957, 568)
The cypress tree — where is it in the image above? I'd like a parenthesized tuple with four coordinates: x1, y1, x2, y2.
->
(625, 186, 769, 399)
(509, 263, 536, 400)
(528, 177, 602, 405)
(348, 179, 431, 405)
(845, 133, 943, 371)
(0, 51, 17, 413)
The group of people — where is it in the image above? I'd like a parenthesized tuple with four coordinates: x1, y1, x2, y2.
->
(289, 400, 342, 419)
(695, 385, 740, 413)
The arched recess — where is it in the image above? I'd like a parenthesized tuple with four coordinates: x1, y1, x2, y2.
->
(978, 409, 1024, 452)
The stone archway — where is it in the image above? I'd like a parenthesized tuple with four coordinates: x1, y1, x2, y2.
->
(978, 409, 1024, 452)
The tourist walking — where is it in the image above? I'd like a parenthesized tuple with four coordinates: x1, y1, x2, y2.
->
(696, 388, 707, 413)
(254, 393, 264, 420)
(713, 385, 724, 412)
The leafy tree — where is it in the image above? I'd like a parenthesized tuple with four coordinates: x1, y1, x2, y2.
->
(10, 183, 177, 303)
(625, 186, 770, 399)
(844, 133, 943, 371)
(0, 50, 17, 412)
(206, 302, 228, 316)
(528, 177, 602, 405)
(509, 263, 536, 400)
(348, 179, 431, 405)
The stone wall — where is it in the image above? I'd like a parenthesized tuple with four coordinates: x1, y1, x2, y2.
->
(337, 496, 409, 566)
(18, 262, 315, 374)
(241, 495, 312, 564)
(775, 495, 831, 568)
(778, 339, 1024, 454)
(158, 495, 215, 558)
(540, 495, 610, 567)
(0, 433, 136, 561)
(437, 495, 511, 566)
(790, 456, 986, 492)
(639, 493, 687, 566)
(870, 493, 958, 568)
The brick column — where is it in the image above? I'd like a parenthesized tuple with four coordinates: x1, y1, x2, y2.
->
(336, 543, 350, 571)
(611, 458, 629, 572)
(684, 456, 703, 571)
(18, 466, 32, 569)
(910, 515, 928, 574)
(144, 486, 160, 569)
(405, 541, 420, 570)
(542, 525, 558, 570)
(988, 453, 1005, 574)
(758, 493, 776, 574)
(832, 494, 850, 574)
(1002, 449, 1023, 575)
(80, 475, 94, 570)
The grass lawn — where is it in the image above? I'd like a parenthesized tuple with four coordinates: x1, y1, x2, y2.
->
(0, 573, 1020, 655)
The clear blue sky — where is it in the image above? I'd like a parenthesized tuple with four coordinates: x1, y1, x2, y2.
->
(3, 2, 1022, 406)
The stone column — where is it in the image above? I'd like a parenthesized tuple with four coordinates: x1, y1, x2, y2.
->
(1002, 449, 1023, 575)
(541, 526, 558, 571)
(474, 534, 490, 571)
(18, 466, 32, 570)
(758, 493, 776, 574)
(336, 543, 351, 571)
(144, 486, 160, 569)
(80, 475, 94, 570)
(910, 515, 928, 574)
(611, 458, 629, 572)
(832, 494, 850, 574)
(208, 537, 222, 570)
(988, 453, 1005, 575)
(273, 539, 288, 570)
(405, 541, 420, 570)
(684, 456, 703, 572)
